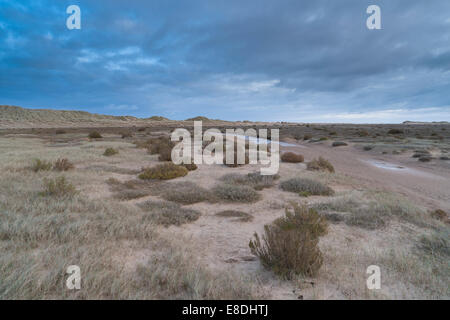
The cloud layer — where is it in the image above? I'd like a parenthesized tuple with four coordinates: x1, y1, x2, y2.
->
(1, 0, 449, 122)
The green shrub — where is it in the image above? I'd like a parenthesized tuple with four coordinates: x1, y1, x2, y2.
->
(306, 157, 335, 173)
(103, 148, 119, 156)
(213, 184, 261, 203)
(139, 163, 188, 180)
(31, 159, 52, 172)
(88, 131, 102, 139)
(249, 204, 328, 279)
(280, 178, 334, 196)
(138, 200, 201, 226)
(53, 158, 75, 171)
(40, 176, 77, 197)
(281, 152, 304, 163)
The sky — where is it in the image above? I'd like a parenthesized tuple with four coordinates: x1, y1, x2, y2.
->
(1, 0, 450, 123)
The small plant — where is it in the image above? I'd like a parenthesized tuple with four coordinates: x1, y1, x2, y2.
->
(103, 148, 119, 156)
(299, 191, 311, 197)
(31, 159, 52, 172)
(220, 172, 279, 190)
(418, 229, 449, 258)
(249, 204, 328, 279)
(281, 152, 304, 163)
(137, 127, 146, 132)
(53, 158, 75, 171)
(139, 163, 188, 180)
(55, 129, 66, 134)
(162, 181, 211, 204)
(319, 137, 328, 141)
(430, 209, 447, 221)
(363, 146, 373, 151)
(213, 184, 261, 203)
(88, 131, 102, 139)
(418, 156, 432, 162)
(215, 210, 253, 222)
(332, 141, 348, 147)
(182, 163, 198, 171)
(387, 129, 403, 135)
(280, 178, 334, 196)
(40, 176, 77, 197)
(138, 200, 201, 226)
(306, 157, 335, 173)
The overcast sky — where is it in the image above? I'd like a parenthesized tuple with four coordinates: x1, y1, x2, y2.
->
(1, 0, 450, 122)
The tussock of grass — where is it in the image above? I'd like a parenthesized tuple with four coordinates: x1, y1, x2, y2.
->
(213, 183, 261, 203)
(139, 163, 188, 180)
(31, 158, 52, 172)
(220, 172, 279, 190)
(307, 157, 335, 173)
(417, 229, 449, 258)
(103, 147, 119, 156)
(88, 131, 102, 139)
(280, 178, 334, 196)
(281, 152, 304, 163)
(40, 176, 77, 197)
(161, 181, 212, 204)
(138, 200, 201, 226)
(249, 203, 328, 279)
(215, 210, 253, 222)
(53, 158, 74, 171)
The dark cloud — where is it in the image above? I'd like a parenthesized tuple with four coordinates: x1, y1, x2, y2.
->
(0, 0, 449, 122)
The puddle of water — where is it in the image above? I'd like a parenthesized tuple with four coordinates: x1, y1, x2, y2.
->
(364, 160, 406, 171)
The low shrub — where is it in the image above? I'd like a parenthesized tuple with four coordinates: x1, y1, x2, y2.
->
(418, 229, 449, 258)
(121, 132, 133, 139)
(88, 131, 102, 139)
(280, 178, 334, 196)
(319, 137, 328, 141)
(220, 172, 279, 190)
(363, 146, 374, 151)
(31, 159, 52, 172)
(306, 157, 335, 173)
(53, 158, 75, 171)
(157, 144, 172, 161)
(40, 176, 77, 197)
(387, 129, 403, 135)
(103, 148, 119, 156)
(182, 163, 198, 171)
(281, 152, 304, 163)
(139, 163, 188, 180)
(249, 204, 328, 279)
(303, 134, 312, 140)
(162, 181, 212, 204)
(332, 141, 348, 147)
(430, 209, 447, 221)
(138, 200, 201, 226)
(213, 184, 261, 203)
(215, 210, 253, 222)
(55, 129, 66, 134)
(418, 156, 432, 162)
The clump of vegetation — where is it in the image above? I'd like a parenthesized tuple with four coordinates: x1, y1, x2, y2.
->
(53, 158, 75, 171)
(412, 150, 431, 158)
(121, 132, 133, 139)
(158, 146, 172, 161)
(215, 210, 253, 222)
(139, 163, 188, 180)
(220, 172, 279, 190)
(440, 156, 450, 161)
(182, 163, 198, 171)
(306, 157, 335, 173)
(162, 181, 212, 204)
(357, 130, 369, 137)
(31, 158, 53, 172)
(319, 137, 328, 141)
(280, 178, 334, 196)
(332, 141, 348, 147)
(40, 176, 77, 197)
(55, 129, 66, 134)
(138, 200, 201, 226)
(103, 147, 119, 156)
(388, 129, 403, 135)
(281, 152, 304, 163)
(249, 203, 328, 279)
(417, 229, 449, 258)
(88, 131, 102, 139)
(418, 156, 432, 162)
(430, 209, 447, 221)
(137, 127, 146, 132)
(213, 184, 261, 203)
(303, 134, 312, 140)
(363, 146, 374, 151)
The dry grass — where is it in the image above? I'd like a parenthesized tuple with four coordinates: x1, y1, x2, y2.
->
(53, 158, 75, 171)
(220, 172, 279, 190)
(306, 157, 335, 173)
(137, 200, 201, 226)
(103, 147, 119, 156)
(161, 181, 212, 204)
(215, 210, 253, 222)
(281, 152, 304, 163)
(31, 158, 52, 172)
(40, 176, 77, 197)
(213, 183, 261, 203)
(280, 178, 334, 196)
(249, 204, 328, 279)
(139, 163, 188, 180)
